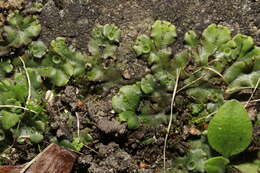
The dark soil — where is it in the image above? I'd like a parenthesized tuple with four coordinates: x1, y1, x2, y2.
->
(8, 0, 260, 172)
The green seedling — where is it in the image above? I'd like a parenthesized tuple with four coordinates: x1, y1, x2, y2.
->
(29, 133, 44, 144)
(28, 40, 47, 58)
(207, 100, 253, 157)
(103, 24, 121, 42)
(86, 24, 121, 82)
(184, 30, 199, 48)
(112, 84, 142, 113)
(38, 37, 87, 86)
(0, 10, 41, 56)
(141, 74, 156, 94)
(169, 139, 211, 173)
(1, 110, 21, 130)
(133, 20, 177, 74)
(197, 24, 231, 66)
(88, 24, 120, 58)
(150, 20, 177, 49)
(133, 35, 153, 56)
(71, 137, 84, 152)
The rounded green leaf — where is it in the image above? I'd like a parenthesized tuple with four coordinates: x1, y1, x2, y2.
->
(28, 41, 47, 58)
(141, 74, 156, 94)
(202, 24, 231, 47)
(1, 111, 21, 130)
(184, 30, 198, 47)
(118, 111, 139, 129)
(133, 35, 153, 56)
(86, 67, 105, 82)
(112, 84, 142, 113)
(205, 156, 229, 173)
(151, 20, 177, 48)
(207, 100, 253, 157)
(118, 111, 132, 122)
(29, 133, 44, 143)
(103, 24, 121, 42)
(50, 69, 70, 86)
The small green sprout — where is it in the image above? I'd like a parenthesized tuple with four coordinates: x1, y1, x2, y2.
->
(207, 100, 253, 157)
(150, 20, 177, 49)
(133, 20, 177, 74)
(140, 74, 156, 94)
(1, 110, 21, 130)
(88, 24, 120, 58)
(169, 140, 211, 173)
(71, 137, 84, 152)
(112, 84, 142, 113)
(184, 30, 199, 48)
(133, 35, 153, 56)
(38, 37, 87, 86)
(29, 133, 44, 144)
(17, 126, 45, 144)
(28, 41, 47, 58)
(103, 24, 121, 42)
(86, 24, 121, 82)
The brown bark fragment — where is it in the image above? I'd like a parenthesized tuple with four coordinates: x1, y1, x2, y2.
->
(0, 144, 77, 173)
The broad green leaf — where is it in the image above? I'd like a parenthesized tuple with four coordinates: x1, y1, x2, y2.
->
(205, 156, 229, 173)
(207, 100, 253, 157)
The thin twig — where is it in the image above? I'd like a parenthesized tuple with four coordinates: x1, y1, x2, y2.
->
(177, 74, 206, 93)
(248, 99, 260, 103)
(75, 112, 80, 138)
(0, 105, 37, 114)
(84, 145, 100, 155)
(19, 57, 31, 105)
(245, 78, 260, 108)
(163, 68, 180, 172)
(196, 111, 217, 121)
(203, 67, 225, 80)
(225, 86, 259, 93)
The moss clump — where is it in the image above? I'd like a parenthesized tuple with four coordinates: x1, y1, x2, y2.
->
(86, 24, 121, 82)
(0, 10, 41, 56)
(0, 71, 47, 144)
